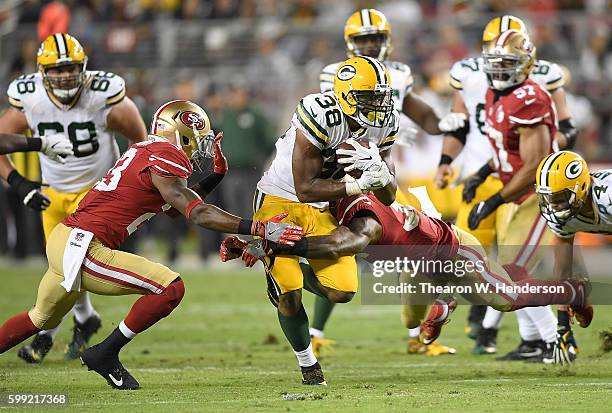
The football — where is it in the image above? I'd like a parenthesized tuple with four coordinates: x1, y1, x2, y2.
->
(336, 139, 369, 179)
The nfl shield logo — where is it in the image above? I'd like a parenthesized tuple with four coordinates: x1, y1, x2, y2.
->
(75, 232, 84, 242)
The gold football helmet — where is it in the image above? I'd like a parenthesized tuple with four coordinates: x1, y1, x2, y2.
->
(536, 151, 591, 225)
(334, 56, 393, 128)
(482, 29, 535, 91)
(482, 15, 527, 44)
(150, 100, 215, 171)
(344, 9, 392, 61)
(37, 33, 88, 103)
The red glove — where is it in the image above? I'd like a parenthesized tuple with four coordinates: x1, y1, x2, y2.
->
(219, 236, 248, 262)
(241, 239, 272, 267)
(213, 132, 228, 175)
(252, 212, 303, 246)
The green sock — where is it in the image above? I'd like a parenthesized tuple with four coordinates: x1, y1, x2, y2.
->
(300, 263, 326, 298)
(277, 305, 311, 352)
(312, 295, 336, 331)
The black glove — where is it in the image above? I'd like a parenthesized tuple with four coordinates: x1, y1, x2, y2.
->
(7, 170, 50, 211)
(462, 163, 494, 203)
(468, 192, 504, 230)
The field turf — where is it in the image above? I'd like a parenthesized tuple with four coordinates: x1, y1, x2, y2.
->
(1, 265, 611, 412)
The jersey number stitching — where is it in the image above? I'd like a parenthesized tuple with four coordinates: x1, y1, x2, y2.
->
(93, 147, 137, 192)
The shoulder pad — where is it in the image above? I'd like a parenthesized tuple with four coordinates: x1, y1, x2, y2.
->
(379, 111, 400, 150)
(320, 62, 340, 93)
(294, 93, 338, 149)
(87, 71, 126, 106)
(7, 73, 40, 110)
(533, 60, 565, 91)
(145, 141, 192, 179)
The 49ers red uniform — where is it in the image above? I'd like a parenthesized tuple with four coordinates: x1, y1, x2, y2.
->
(484, 78, 556, 270)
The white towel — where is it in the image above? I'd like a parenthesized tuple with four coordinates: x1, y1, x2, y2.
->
(61, 228, 94, 292)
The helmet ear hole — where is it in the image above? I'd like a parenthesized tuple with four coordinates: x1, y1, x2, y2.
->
(182, 136, 190, 145)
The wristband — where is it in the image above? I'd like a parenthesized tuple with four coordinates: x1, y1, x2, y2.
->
(238, 219, 254, 235)
(27, 137, 42, 152)
(439, 154, 454, 166)
(7, 169, 23, 187)
(185, 199, 204, 220)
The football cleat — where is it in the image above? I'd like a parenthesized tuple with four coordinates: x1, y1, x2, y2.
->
(65, 314, 102, 360)
(301, 362, 327, 386)
(311, 336, 336, 358)
(465, 321, 482, 341)
(407, 337, 427, 354)
(528, 342, 558, 364)
(81, 344, 139, 390)
(472, 327, 498, 355)
(496, 339, 544, 361)
(419, 298, 457, 345)
(17, 333, 53, 364)
(407, 338, 456, 356)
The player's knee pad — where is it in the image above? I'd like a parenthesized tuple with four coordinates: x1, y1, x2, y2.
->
(278, 291, 302, 317)
(161, 278, 185, 316)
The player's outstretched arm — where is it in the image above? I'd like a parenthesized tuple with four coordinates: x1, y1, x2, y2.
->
(402, 91, 467, 136)
(0, 107, 29, 179)
(550, 89, 578, 150)
(436, 90, 470, 189)
(552, 234, 574, 280)
(293, 130, 358, 202)
(107, 97, 148, 143)
(0, 133, 41, 155)
(152, 173, 303, 244)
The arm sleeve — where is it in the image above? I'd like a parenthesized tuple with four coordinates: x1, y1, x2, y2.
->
(292, 96, 331, 150)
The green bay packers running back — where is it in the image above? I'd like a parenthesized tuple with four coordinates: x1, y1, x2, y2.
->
(0, 33, 148, 364)
(434, 16, 578, 358)
(250, 55, 400, 385)
(316, 8, 467, 357)
(535, 151, 610, 363)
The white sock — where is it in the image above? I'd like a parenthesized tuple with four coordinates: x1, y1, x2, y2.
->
(119, 320, 137, 339)
(294, 343, 317, 367)
(309, 328, 324, 339)
(516, 308, 540, 341)
(524, 306, 557, 343)
(408, 326, 420, 338)
(482, 307, 504, 329)
(73, 292, 97, 324)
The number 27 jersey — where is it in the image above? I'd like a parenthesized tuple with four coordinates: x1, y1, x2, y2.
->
(7, 71, 126, 193)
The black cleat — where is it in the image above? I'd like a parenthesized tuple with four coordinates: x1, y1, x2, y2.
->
(17, 333, 53, 364)
(65, 314, 102, 360)
(473, 327, 498, 355)
(496, 339, 545, 361)
(528, 342, 557, 364)
(81, 344, 140, 390)
(301, 362, 327, 386)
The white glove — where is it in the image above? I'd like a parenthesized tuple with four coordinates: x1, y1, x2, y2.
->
(40, 133, 73, 164)
(438, 112, 467, 133)
(345, 162, 393, 195)
(336, 139, 383, 172)
(395, 125, 419, 147)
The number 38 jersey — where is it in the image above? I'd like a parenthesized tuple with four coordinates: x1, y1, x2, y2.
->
(485, 78, 557, 204)
(544, 170, 612, 238)
(63, 138, 192, 248)
(257, 92, 399, 208)
(7, 70, 126, 193)
(449, 57, 564, 180)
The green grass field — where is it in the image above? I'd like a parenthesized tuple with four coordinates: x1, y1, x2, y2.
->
(1, 265, 611, 412)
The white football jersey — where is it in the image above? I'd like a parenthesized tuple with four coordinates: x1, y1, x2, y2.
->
(320, 60, 413, 139)
(7, 70, 126, 192)
(449, 57, 565, 180)
(544, 170, 612, 238)
(257, 92, 400, 208)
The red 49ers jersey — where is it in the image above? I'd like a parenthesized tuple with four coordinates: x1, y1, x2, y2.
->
(64, 138, 192, 248)
(485, 79, 556, 203)
(335, 194, 459, 259)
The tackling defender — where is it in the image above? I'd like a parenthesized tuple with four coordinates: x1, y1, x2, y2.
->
(316, 8, 467, 357)
(434, 16, 578, 358)
(535, 150, 608, 363)
(250, 55, 405, 385)
(0, 33, 148, 363)
(0, 100, 302, 390)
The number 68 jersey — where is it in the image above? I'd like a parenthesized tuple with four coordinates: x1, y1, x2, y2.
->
(7, 70, 126, 193)
(257, 92, 399, 208)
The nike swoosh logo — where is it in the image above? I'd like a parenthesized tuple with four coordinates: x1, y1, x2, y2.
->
(519, 348, 543, 357)
(267, 226, 280, 237)
(108, 373, 123, 387)
(525, 98, 536, 105)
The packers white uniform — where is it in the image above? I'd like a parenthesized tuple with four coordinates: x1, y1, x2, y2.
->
(545, 170, 612, 238)
(254, 92, 398, 295)
(449, 57, 565, 247)
(7, 70, 126, 237)
(257, 91, 399, 208)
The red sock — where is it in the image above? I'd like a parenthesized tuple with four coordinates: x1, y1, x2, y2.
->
(123, 279, 185, 334)
(0, 311, 41, 353)
(512, 279, 578, 309)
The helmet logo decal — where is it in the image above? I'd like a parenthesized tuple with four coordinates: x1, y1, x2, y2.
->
(180, 111, 206, 130)
(566, 160, 583, 179)
(337, 65, 356, 81)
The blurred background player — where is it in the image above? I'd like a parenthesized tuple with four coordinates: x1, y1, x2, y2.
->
(314, 8, 467, 357)
(0, 33, 148, 363)
(434, 16, 579, 360)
